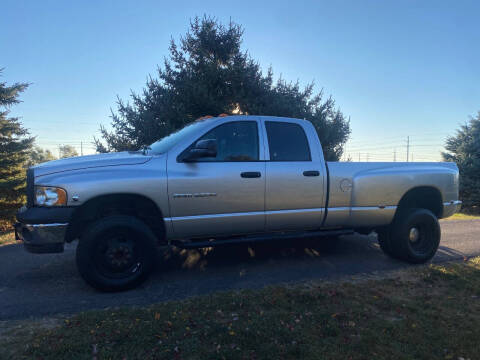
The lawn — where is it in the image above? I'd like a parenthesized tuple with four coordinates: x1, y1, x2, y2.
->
(2, 258, 480, 359)
(0, 218, 16, 246)
(0, 230, 15, 246)
(445, 212, 480, 220)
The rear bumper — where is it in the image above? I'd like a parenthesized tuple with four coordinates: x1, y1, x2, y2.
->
(442, 200, 462, 218)
(15, 222, 67, 253)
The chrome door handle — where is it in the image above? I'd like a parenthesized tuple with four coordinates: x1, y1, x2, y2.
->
(241, 172, 261, 178)
(303, 170, 320, 177)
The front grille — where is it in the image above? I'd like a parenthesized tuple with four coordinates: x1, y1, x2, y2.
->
(26, 168, 34, 208)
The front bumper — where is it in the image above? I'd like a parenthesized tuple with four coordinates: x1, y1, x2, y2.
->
(15, 206, 74, 254)
(442, 200, 462, 218)
(15, 222, 67, 253)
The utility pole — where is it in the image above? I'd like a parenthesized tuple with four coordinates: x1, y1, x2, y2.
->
(358, 153, 361, 162)
(58, 144, 61, 158)
(366, 153, 370, 162)
(406, 136, 410, 162)
(81, 141, 83, 156)
(394, 148, 397, 162)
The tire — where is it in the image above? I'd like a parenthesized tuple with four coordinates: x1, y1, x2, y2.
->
(389, 208, 440, 263)
(76, 215, 158, 292)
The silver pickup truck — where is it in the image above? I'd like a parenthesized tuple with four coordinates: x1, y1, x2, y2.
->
(15, 115, 461, 291)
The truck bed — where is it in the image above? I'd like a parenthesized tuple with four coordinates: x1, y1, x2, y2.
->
(324, 161, 459, 227)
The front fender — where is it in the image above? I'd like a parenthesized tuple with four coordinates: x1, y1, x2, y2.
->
(34, 156, 169, 219)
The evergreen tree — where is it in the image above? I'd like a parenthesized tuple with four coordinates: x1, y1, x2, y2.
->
(59, 144, 78, 158)
(0, 70, 34, 222)
(28, 146, 57, 166)
(443, 112, 480, 213)
(96, 16, 350, 160)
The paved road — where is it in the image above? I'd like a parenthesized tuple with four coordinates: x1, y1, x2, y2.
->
(1, 219, 479, 321)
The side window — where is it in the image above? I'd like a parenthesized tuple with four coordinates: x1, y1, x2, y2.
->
(191, 121, 259, 162)
(265, 121, 311, 161)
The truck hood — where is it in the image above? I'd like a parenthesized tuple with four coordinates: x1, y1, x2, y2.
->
(33, 151, 152, 177)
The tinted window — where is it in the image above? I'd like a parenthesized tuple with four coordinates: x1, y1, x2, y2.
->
(266, 121, 311, 161)
(190, 121, 259, 162)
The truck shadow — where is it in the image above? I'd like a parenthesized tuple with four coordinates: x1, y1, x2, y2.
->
(158, 236, 361, 271)
(159, 238, 345, 271)
(154, 234, 471, 275)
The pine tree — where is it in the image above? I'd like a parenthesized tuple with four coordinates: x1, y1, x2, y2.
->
(0, 70, 34, 223)
(95, 16, 350, 160)
(443, 112, 480, 213)
(59, 145, 78, 158)
(28, 146, 57, 166)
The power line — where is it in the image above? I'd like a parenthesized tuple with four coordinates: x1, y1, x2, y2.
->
(346, 133, 450, 146)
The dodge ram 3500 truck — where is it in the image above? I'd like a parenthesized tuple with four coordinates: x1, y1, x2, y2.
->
(15, 115, 461, 291)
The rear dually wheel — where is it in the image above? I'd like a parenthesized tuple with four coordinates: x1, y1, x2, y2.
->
(377, 208, 440, 263)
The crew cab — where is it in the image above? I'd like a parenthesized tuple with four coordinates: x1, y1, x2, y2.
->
(15, 115, 461, 291)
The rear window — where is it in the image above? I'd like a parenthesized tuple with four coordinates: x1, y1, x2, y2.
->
(265, 121, 311, 161)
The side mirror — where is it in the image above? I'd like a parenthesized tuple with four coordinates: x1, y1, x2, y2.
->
(182, 139, 217, 162)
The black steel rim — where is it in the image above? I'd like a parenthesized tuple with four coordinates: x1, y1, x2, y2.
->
(93, 229, 142, 279)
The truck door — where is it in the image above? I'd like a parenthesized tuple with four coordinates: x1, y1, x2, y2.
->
(167, 120, 266, 239)
(263, 119, 326, 231)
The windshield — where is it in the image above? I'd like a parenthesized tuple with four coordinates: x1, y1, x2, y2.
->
(147, 119, 213, 154)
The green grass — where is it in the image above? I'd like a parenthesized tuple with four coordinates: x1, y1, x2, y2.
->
(0, 230, 15, 246)
(445, 212, 480, 220)
(2, 258, 480, 359)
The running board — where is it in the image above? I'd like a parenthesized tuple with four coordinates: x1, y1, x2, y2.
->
(172, 229, 354, 249)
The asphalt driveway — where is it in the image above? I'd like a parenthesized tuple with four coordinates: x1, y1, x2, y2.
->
(1, 219, 479, 320)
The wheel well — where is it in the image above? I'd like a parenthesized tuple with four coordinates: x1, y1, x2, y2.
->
(66, 194, 166, 244)
(396, 186, 443, 218)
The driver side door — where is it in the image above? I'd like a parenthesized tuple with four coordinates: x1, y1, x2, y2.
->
(166, 120, 266, 239)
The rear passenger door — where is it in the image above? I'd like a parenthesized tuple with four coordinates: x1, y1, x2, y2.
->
(263, 119, 326, 231)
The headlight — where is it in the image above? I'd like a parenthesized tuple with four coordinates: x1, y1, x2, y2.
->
(34, 186, 67, 206)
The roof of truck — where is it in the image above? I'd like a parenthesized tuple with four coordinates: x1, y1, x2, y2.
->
(196, 114, 309, 124)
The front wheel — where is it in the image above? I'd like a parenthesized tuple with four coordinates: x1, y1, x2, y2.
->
(76, 215, 158, 292)
(378, 208, 440, 263)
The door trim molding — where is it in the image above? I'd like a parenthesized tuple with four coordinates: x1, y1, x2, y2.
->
(164, 207, 325, 222)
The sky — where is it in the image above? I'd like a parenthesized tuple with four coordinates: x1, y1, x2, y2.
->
(1, 0, 479, 161)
